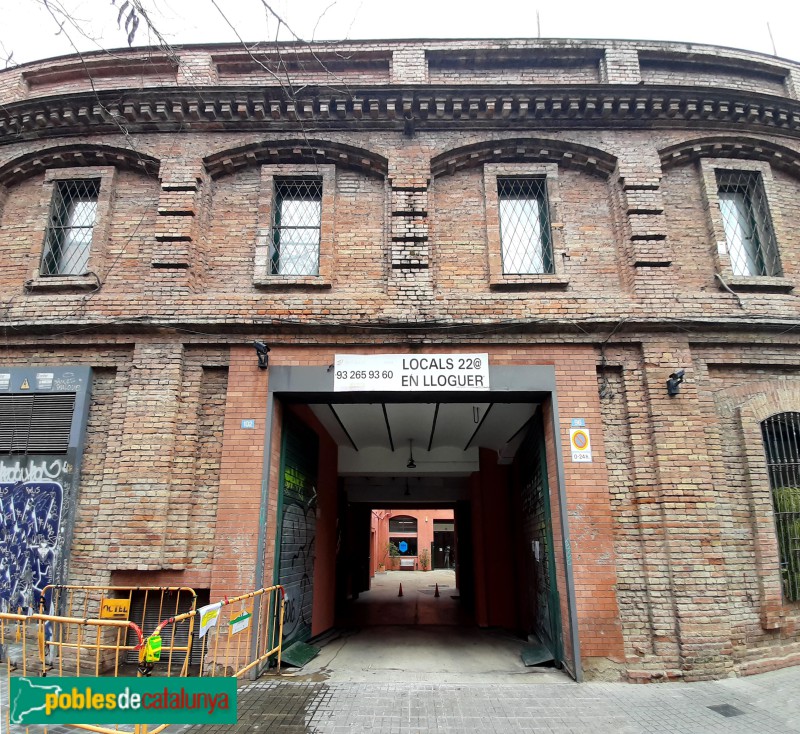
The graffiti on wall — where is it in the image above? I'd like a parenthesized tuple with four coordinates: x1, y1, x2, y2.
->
(0, 457, 68, 615)
(273, 416, 319, 646)
(278, 465, 317, 644)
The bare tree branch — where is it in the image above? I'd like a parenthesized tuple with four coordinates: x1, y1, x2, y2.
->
(312, 2, 338, 42)
(0, 40, 16, 69)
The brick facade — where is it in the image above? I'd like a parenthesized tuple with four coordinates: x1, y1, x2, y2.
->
(1, 38, 799, 682)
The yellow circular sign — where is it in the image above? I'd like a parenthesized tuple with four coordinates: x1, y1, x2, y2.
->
(571, 430, 589, 450)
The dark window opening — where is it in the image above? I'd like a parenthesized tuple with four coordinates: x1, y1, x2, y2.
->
(125, 588, 209, 666)
(389, 536, 418, 556)
(389, 515, 418, 533)
(761, 412, 800, 602)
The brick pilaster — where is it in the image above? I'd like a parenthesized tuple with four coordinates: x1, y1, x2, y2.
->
(641, 340, 734, 679)
(152, 157, 204, 291)
(602, 47, 642, 84)
(159, 359, 203, 569)
(391, 47, 428, 84)
(103, 342, 184, 570)
(386, 152, 434, 321)
(177, 51, 218, 86)
(785, 68, 800, 100)
(612, 152, 677, 299)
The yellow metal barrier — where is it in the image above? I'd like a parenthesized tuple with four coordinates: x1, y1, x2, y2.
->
(1, 610, 153, 734)
(143, 585, 286, 680)
(2, 586, 284, 734)
(40, 585, 198, 679)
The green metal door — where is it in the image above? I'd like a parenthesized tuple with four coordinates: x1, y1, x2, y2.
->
(273, 414, 319, 646)
(518, 413, 563, 661)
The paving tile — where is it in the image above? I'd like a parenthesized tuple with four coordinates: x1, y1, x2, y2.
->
(3, 666, 800, 734)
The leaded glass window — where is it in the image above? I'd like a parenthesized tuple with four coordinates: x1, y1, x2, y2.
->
(271, 178, 322, 276)
(41, 179, 100, 276)
(717, 170, 781, 277)
(498, 177, 554, 275)
(761, 412, 800, 602)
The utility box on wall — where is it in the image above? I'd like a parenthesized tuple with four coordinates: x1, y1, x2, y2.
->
(0, 366, 92, 616)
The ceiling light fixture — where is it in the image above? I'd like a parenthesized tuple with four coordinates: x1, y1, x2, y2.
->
(406, 439, 416, 469)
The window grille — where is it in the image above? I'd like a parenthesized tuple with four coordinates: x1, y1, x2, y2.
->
(271, 178, 322, 276)
(761, 412, 800, 602)
(0, 393, 76, 454)
(497, 177, 554, 275)
(716, 171, 780, 277)
(41, 179, 100, 276)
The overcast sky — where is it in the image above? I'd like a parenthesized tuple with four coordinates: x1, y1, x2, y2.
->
(2, 0, 800, 66)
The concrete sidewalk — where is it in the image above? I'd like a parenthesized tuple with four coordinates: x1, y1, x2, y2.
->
(179, 569, 800, 734)
(178, 569, 800, 732)
(183, 664, 800, 733)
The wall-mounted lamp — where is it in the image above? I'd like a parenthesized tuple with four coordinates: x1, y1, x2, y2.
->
(666, 369, 685, 396)
(406, 439, 416, 469)
(253, 341, 270, 370)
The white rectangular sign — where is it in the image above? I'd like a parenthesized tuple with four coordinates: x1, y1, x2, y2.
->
(334, 354, 490, 392)
(569, 427, 593, 463)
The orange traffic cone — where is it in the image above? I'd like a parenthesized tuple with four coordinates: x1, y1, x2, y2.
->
(434, 583, 440, 598)
(398, 583, 403, 597)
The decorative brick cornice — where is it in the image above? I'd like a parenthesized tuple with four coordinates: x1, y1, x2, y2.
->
(0, 143, 160, 185)
(203, 138, 388, 179)
(5, 85, 800, 143)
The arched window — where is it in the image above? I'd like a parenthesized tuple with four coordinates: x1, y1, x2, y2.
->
(761, 412, 800, 601)
(389, 515, 417, 533)
(388, 515, 418, 557)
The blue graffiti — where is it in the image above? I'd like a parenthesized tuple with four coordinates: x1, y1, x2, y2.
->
(0, 481, 62, 615)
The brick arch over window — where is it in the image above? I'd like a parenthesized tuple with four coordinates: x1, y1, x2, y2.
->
(737, 382, 800, 629)
(0, 144, 160, 187)
(660, 136, 796, 282)
(431, 137, 617, 179)
(659, 136, 800, 178)
(203, 139, 388, 180)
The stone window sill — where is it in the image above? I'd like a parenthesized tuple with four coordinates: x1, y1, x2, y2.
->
(490, 274, 570, 290)
(24, 274, 100, 293)
(716, 274, 794, 293)
(254, 276, 332, 289)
